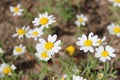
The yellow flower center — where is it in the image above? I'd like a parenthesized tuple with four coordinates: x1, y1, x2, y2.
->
(101, 51, 109, 57)
(32, 31, 39, 36)
(41, 51, 48, 58)
(17, 29, 26, 35)
(14, 7, 19, 13)
(45, 42, 54, 50)
(15, 47, 22, 53)
(39, 17, 49, 25)
(97, 40, 102, 45)
(113, 26, 120, 34)
(115, 0, 120, 3)
(65, 46, 75, 56)
(3, 66, 12, 75)
(78, 18, 83, 23)
(84, 40, 92, 46)
(98, 73, 104, 79)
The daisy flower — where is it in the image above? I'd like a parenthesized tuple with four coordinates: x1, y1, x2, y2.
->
(27, 27, 44, 40)
(13, 44, 26, 56)
(72, 75, 87, 80)
(97, 37, 107, 46)
(12, 26, 29, 39)
(35, 47, 51, 61)
(10, 4, 23, 16)
(61, 74, 68, 80)
(76, 32, 99, 53)
(36, 34, 61, 56)
(32, 12, 56, 28)
(65, 45, 75, 56)
(97, 73, 104, 79)
(107, 23, 120, 37)
(109, 0, 120, 7)
(0, 63, 16, 78)
(75, 14, 88, 26)
(95, 45, 116, 62)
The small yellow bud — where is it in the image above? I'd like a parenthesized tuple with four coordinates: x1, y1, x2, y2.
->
(65, 45, 75, 56)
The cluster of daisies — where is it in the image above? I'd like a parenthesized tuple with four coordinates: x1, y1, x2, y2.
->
(0, 4, 57, 78)
(0, 2, 119, 79)
(76, 32, 116, 62)
(11, 8, 58, 62)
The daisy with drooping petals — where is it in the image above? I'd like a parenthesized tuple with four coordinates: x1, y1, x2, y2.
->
(36, 34, 61, 56)
(12, 26, 29, 39)
(32, 12, 56, 28)
(76, 32, 99, 53)
(35, 47, 51, 61)
(0, 63, 16, 78)
(75, 14, 88, 26)
(97, 37, 107, 46)
(13, 44, 26, 56)
(27, 27, 44, 40)
(109, 0, 120, 7)
(107, 23, 120, 37)
(72, 75, 87, 80)
(95, 45, 116, 62)
(10, 4, 23, 16)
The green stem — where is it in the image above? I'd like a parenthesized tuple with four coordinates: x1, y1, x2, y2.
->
(103, 62, 106, 72)
(0, 58, 4, 63)
(52, 59, 57, 77)
(109, 36, 115, 45)
(81, 53, 90, 75)
(114, 7, 120, 21)
(11, 75, 16, 80)
(76, 26, 80, 36)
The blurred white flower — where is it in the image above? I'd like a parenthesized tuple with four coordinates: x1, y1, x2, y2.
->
(13, 44, 26, 56)
(97, 37, 107, 46)
(36, 34, 61, 56)
(76, 32, 99, 53)
(107, 23, 120, 37)
(27, 27, 44, 40)
(35, 48, 51, 61)
(75, 14, 88, 26)
(12, 26, 29, 39)
(95, 45, 116, 62)
(0, 63, 16, 78)
(32, 12, 56, 28)
(10, 4, 23, 16)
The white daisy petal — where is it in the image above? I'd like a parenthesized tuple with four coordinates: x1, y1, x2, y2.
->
(48, 34, 57, 42)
